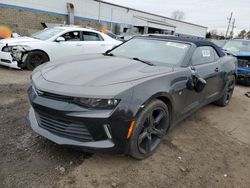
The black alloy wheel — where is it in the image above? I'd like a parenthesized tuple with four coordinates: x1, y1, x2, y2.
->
(214, 75, 235, 106)
(224, 77, 235, 104)
(129, 100, 170, 159)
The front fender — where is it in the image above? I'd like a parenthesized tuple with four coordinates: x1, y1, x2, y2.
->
(129, 76, 175, 119)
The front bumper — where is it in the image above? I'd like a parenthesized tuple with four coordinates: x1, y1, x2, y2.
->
(237, 68, 250, 85)
(0, 51, 20, 69)
(28, 107, 116, 150)
(27, 87, 133, 154)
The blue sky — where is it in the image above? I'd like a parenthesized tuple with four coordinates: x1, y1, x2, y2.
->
(105, 0, 250, 34)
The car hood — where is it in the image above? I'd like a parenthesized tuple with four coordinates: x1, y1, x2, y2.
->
(40, 55, 173, 87)
(0, 37, 41, 45)
(225, 50, 250, 57)
(235, 52, 250, 57)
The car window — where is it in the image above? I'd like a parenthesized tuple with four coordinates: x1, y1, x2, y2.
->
(192, 46, 218, 65)
(82, 32, 104, 41)
(61, 31, 81, 41)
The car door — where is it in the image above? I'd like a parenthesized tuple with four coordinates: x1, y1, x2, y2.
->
(81, 31, 108, 54)
(51, 30, 83, 60)
(183, 46, 223, 113)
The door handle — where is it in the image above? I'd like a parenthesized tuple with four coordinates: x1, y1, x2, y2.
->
(101, 44, 106, 46)
(76, 44, 82, 46)
(214, 67, 219, 72)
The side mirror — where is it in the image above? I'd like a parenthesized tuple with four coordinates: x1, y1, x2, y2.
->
(194, 77, 206, 93)
(187, 66, 207, 93)
(55, 37, 65, 42)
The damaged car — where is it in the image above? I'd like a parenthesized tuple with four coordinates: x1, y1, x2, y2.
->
(0, 26, 121, 70)
(223, 39, 250, 85)
(28, 35, 237, 159)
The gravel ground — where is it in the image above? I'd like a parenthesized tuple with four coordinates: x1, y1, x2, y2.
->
(0, 66, 250, 188)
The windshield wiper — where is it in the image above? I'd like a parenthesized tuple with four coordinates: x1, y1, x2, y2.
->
(132, 57, 155, 66)
(103, 52, 114, 56)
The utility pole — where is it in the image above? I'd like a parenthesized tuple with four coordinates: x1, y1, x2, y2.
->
(110, 7, 113, 31)
(98, 0, 101, 23)
(230, 19, 236, 39)
(225, 12, 233, 38)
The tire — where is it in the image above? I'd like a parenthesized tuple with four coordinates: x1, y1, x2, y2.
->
(25, 51, 49, 70)
(214, 75, 235, 107)
(129, 100, 170, 160)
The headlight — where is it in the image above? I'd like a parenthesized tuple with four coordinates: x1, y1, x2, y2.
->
(75, 98, 120, 109)
(28, 85, 37, 101)
(2, 45, 14, 52)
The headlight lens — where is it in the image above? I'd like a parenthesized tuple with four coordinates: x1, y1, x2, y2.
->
(28, 85, 37, 101)
(76, 98, 120, 109)
(2, 45, 14, 52)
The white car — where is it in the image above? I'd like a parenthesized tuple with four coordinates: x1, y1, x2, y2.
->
(0, 26, 122, 70)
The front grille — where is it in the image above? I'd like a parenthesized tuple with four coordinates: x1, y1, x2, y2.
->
(36, 112, 94, 142)
(237, 57, 250, 68)
(36, 89, 75, 103)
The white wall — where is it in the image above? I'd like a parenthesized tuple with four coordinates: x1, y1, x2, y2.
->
(0, 0, 207, 37)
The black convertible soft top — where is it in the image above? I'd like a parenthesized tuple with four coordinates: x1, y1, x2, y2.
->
(143, 35, 225, 57)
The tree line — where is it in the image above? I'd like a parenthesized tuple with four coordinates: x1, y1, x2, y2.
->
(237, 30, 250, 39)
(206, 29, 250, 39)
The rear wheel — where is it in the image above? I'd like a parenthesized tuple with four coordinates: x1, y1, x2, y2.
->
(25, 51, 49, 70)
(214, 75, 235, 107)
(129, 100, 170, 160)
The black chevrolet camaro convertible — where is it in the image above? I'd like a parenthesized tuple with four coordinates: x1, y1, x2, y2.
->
(28, 35, 237, 159)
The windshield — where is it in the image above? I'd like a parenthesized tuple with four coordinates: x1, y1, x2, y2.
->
(211, 39, 227, 48)
(110, 38, 190, 66)
(31, 28, 65, 40)
(223, 40, 250, 52)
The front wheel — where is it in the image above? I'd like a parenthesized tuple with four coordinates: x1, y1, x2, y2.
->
(214, 75, 235, 107)
(25, 51, 49, 70)
(129, 100, 170, 160)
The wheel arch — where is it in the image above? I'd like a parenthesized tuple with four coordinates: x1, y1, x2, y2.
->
(156, 95, 173, 124)
(26, 49, 50, 62)
(135, 92, 174, 125)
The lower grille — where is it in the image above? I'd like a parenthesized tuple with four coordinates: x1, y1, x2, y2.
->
(237, 57, 250, 68)
(36, 112, 94, 142)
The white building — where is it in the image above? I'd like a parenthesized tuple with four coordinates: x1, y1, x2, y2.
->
(0, 0, 207, 37)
